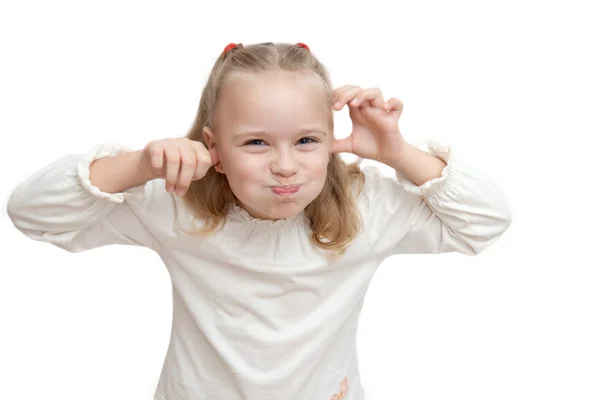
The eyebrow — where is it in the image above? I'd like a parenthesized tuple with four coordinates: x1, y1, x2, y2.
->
(232, 129, 328, 140)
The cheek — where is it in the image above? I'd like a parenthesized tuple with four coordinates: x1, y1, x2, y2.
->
(238, 170, 262, 191)
(223, 155, 266, 189)
(302, 153, 330, 190)
(306, 151, 330, 174)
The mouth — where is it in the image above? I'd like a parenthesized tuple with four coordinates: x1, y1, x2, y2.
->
(271, 185, 300, 195)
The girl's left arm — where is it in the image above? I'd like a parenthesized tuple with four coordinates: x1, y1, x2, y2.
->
(360, 140, 512, 259)
(329, 85, 511, 259)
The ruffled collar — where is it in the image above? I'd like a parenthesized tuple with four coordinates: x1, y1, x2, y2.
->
(227, 202, 309, 230)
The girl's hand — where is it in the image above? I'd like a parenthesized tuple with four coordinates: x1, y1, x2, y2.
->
(330, 85, 406, 164)
(135, 138, 214, 196)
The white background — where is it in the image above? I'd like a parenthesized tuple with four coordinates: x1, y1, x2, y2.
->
(1, 0, 598, 399)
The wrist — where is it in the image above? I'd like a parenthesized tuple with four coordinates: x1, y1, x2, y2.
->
(132, 150, 155, 182)
(379, 140, 410, 170)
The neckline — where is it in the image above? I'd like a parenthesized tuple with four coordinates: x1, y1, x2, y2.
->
(227, 202, 308, 229)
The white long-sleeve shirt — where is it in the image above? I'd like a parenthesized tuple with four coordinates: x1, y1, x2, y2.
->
(6, 140, 511, 400)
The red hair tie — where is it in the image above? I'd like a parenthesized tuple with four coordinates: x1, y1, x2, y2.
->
(222, 43, 239, 54)
(296, 42, 310, 52)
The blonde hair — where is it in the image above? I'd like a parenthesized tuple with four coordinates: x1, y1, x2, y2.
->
(182, 42, 365, 256)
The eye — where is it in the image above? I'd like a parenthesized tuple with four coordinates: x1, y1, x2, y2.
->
(244, 137, 318, 146)
(298, 137, 318, 145)
(244, 139, 266, 146)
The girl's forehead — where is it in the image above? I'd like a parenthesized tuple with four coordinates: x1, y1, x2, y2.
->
(220, 73, 328, 112)
(215, 78, 330, 137)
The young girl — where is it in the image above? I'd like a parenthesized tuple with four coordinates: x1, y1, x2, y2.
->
(7, 42, 511, 400)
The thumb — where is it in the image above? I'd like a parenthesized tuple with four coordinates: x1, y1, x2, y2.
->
(191, 142, 214, 180)
(330, 135, 353, 154)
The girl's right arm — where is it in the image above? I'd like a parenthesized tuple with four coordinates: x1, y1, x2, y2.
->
(7, 138, 213, 253)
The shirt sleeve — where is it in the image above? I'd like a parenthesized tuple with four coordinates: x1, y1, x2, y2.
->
(6, 143, 164, 252)
(359, 140, 512, 259)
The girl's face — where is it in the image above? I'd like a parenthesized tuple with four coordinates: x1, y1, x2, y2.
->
(204, 70, 332, 221)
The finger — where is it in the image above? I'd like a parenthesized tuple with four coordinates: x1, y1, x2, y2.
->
(383, 97, 404, 114)
(333, 85, 362, 110)
(331, 84, 354, 108)
(330, 136, 353, 154)
(175, 143, 197, 196)
(342, 86, 363, 108)
(164, 144, 180, 192)
(351, 88, 385, 108)
(192, 143, 212, 180)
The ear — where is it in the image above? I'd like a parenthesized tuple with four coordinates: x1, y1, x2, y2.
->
(203, 126, 224, 173)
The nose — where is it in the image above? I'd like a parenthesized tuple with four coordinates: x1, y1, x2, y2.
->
(270, 148, 298, 177)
